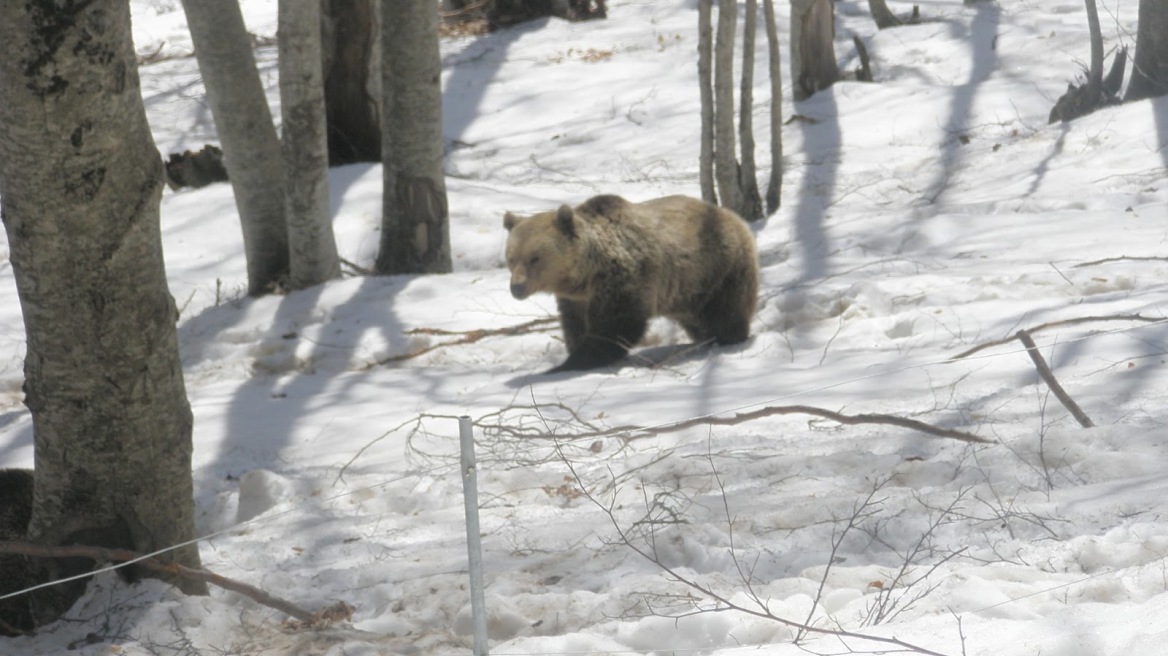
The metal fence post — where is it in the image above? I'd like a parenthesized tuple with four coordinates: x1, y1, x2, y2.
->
(459, 416, 489, 655)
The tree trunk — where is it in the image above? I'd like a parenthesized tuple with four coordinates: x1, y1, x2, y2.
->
(1085, 0, 1104, 100)
(737, 0, 764, 221)
(378, 0, 453, 275)
(868, 0, 902, 29)
(281, 0, 342, 290)
(698, 0, 718, 204)
(714, 0, 744, 215)
(182, 0, 289, 295)
(321, 0, 382, 165)
(1125, 0, 1168, 102)
(790, 0, 839, 100)
(0, 0, 206, 626)
(763, 0, 784, 213)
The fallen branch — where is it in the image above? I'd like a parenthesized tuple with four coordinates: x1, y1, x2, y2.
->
(632, 404, 990, 444)
(367, 316, 557, 367)
(339, 257, 374, 276)
(950, 314, 1162, 361)
(1015, 329, 1094, 428)
(1073, 255, 1168, 268)
(0, 541, 340, 625)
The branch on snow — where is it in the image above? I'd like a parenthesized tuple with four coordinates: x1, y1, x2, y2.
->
(366, 316, 557, 367)
(629, 404, 990, 444)
(0, 541, 350, 627)
(949, 313, 1162, 361)
(1015, 329, 1094, 428)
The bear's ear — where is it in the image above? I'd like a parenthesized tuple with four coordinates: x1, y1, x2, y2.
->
(503, 212, 522, 231)
(555, 205, 577, 239)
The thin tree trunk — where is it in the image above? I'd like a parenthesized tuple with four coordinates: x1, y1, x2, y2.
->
(1125, 0, 1168, 101)
(714, 0, 743, 215)
(182, 0, 289, 295)
(281, 0, 342, 290)
(0, 0, 205, 626)
(868, 0, 902, 29)
(790, 0, 839, 100)
(738, 0, 764, 221)
(322, 0, 382, 164)
(698, 0, 718, 204)
(763, 0, 784, 213)
(378, 0, 453, 274)
(1085, 0, 1104, 99)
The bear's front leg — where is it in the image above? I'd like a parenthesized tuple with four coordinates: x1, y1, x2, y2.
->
(548, 295, 648, 373)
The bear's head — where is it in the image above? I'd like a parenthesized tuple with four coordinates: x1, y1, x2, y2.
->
(503, 205, 587, 300)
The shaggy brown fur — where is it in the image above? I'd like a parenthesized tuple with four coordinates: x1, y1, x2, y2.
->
(504, 194, 758, 372)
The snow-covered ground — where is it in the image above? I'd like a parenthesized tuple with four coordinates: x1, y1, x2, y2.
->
(2, 0, 1168, 653)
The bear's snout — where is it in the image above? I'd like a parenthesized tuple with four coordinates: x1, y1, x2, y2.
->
(510, 283, 529, 299)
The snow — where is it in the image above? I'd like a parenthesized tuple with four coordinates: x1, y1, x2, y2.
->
(2, 0, 1168, 654)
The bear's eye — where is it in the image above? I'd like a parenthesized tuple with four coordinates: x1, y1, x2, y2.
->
(528, 255, 541, 267)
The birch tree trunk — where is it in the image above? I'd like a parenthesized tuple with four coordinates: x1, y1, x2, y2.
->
(763, 0, 784, 212)
(0, 0, 206, 625)
(790, 0, 839, 100)
(378, 0, 453, 274)
(698, 0, 718, 204)
(1125, 0, 1168, 101)
(737, 0, 764, 221)
(714, 0, 744, 215)
(281, 0, 341, 290)
(182, 0, 289, 295)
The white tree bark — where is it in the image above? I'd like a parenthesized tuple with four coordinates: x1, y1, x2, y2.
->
(738, 0, 764, 221)
(763, 0, 784, 212)
(182, 0, 289, 295)
(280, 0, 341, 290)
(698, 0, 717, 204)
(378, 0, 452, 274)
(714, 0, 743, 215)
(790, 0, 839, 100)
(0, 0, 205, 625)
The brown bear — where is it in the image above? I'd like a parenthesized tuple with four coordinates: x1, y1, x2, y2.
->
(503, 194, 758, 373)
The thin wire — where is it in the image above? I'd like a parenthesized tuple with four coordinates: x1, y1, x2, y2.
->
(0, 462, 460, 603)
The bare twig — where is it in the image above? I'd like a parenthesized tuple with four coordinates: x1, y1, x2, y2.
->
(339, 257, 373, 276)
(365, 317, 557, 368)
(555, 446, 956, 656)
(799, 477, 888, 640)
(950, 314, 1162, 361)
(0, 541, 321, 624)
(1015, 330, 1094, 428)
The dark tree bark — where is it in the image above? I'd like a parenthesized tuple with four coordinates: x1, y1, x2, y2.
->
(1126, 0, 1168, 101)
(182, 0, 290, 295)
(868, 0, 902, 29)
(0, 0, 206, 626)
(281, 0, 342, 289)
(378, 0, 453, 274)
(322, 0, 382, 164)
(1049, 0, 1126, 122)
